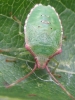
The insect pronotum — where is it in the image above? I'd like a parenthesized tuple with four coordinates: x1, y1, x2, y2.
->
(6, 4, 75, 100)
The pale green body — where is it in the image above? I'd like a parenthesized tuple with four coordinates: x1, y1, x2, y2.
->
(25, 4, 62, 61)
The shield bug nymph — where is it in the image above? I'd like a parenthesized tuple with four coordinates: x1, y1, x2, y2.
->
(6, 4, 74, 100)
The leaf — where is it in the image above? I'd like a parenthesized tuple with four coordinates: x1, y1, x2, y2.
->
(0, 0, 75, 100)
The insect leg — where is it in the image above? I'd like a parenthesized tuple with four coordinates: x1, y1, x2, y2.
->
(45, 66, 75, 100)
(51, 59, 61, 78)
(51, 58, 59, 72)
(6, 58, 16, 62)
(62, 35, 67, 40)
(10, 13, 23, 36)
(0, 49, 11, 53)
(5, 64, 37, 88)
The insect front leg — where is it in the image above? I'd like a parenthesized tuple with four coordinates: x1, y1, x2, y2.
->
(51, 58, 59, 73)
(51, 58, 61, 78)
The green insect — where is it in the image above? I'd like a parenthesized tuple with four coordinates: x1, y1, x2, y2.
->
(7, 4, 75, 100)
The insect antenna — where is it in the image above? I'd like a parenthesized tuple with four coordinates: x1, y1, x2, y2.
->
(45, 66, 75, 100)
(6, 64, 37, 88)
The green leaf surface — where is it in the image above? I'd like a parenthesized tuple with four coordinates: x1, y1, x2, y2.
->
(0, 0, 75, 100)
